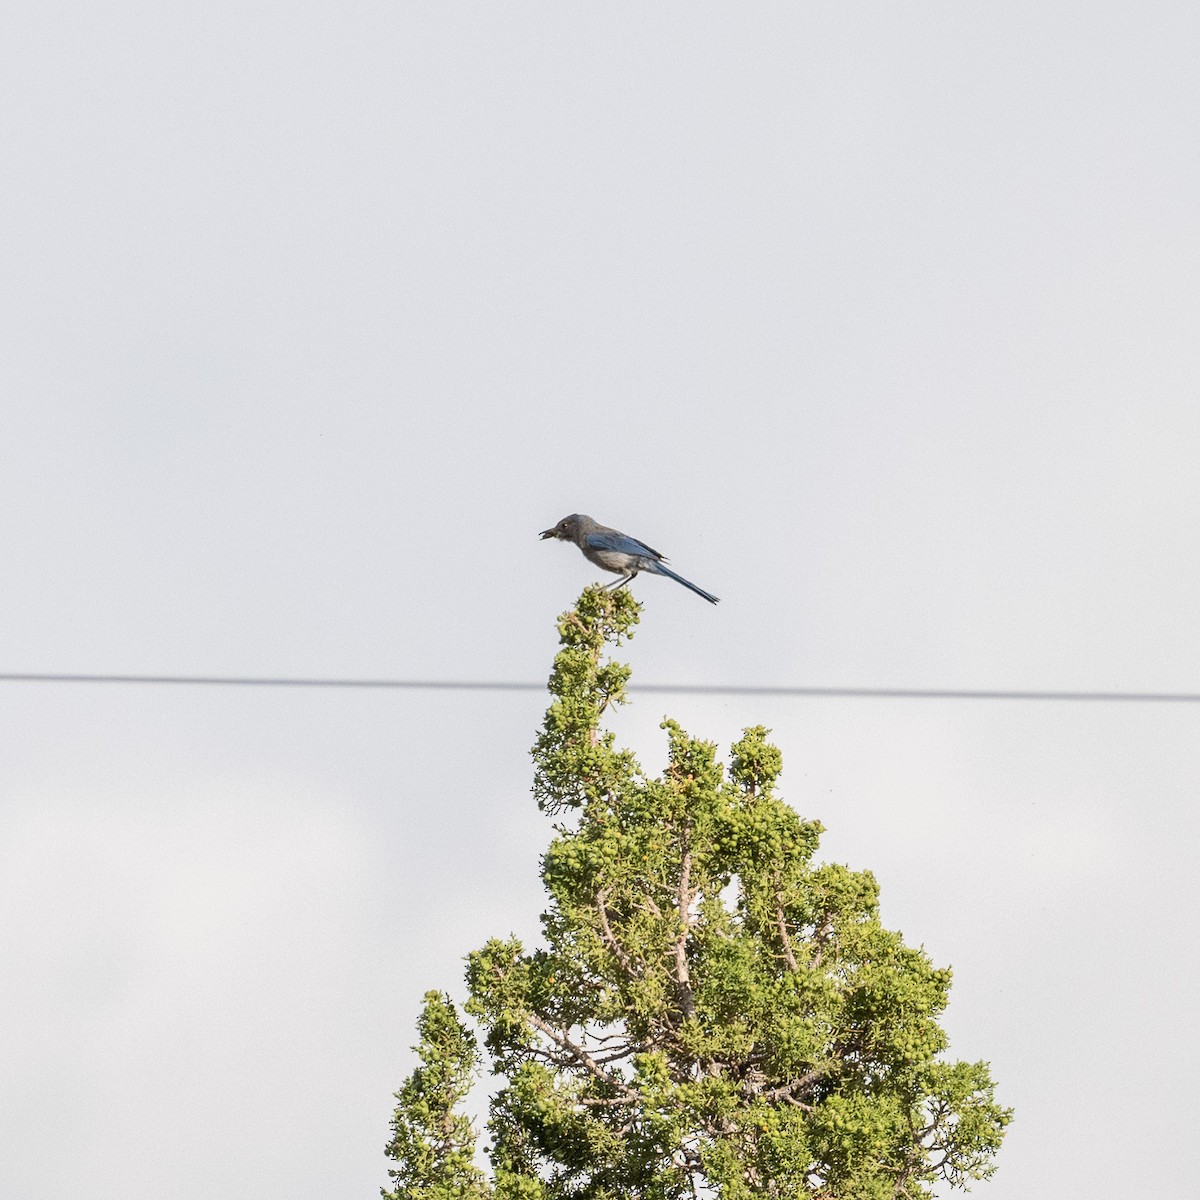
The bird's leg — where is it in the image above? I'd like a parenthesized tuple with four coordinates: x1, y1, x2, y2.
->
(602, 572, 637, 591)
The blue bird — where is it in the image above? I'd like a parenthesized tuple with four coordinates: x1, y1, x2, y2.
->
(539, 514, 719, 604)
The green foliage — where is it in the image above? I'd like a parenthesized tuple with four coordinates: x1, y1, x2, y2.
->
(383, 991, 489, 1200)
(386, 586, 1011, 1197)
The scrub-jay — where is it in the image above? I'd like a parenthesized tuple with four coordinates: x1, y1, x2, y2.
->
(539, 514, 720, 604)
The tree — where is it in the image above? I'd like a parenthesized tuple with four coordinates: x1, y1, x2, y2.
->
(384, 588, 1011, 1198)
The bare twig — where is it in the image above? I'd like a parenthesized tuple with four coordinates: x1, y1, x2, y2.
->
(775, 886, 799, 973)
(591, 1043, 638, 1065)
(526, 1012, 639, 1101)
(809, 915, 835, 970)
(595, 889, 636, 978)
(576, 1095, 638, 1109)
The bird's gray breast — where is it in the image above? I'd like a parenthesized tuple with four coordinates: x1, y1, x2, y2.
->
(584, 545, 644, 574)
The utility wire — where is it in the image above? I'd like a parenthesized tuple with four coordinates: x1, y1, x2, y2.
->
(2, 672, 1199, 702)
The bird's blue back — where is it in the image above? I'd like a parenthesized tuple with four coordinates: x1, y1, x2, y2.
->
(584, 529, 665, 562)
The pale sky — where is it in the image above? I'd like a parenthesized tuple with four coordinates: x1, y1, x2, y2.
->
(3, 3, 1199, 1197)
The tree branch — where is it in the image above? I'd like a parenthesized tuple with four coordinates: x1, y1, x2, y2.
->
(674, 839, 697, 1020)
(525, 1012, 639, 1100)
(809, 915, 835, 970)
(761, 1065, 829, 1103)
(775, 885, 799, 973)
(595, 889, 636, 978)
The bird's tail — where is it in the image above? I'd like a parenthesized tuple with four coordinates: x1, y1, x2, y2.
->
(652, 562, 720, 604)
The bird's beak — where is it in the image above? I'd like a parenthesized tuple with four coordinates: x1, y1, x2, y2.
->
(538, 528, 557, 540)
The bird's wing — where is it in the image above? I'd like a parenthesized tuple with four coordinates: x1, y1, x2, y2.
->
(584, 530, 666, 561)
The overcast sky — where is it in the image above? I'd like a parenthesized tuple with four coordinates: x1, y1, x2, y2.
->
(3, 3, 1198, 1196)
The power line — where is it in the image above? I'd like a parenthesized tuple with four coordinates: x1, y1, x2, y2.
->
(2, 672, 1199, 702)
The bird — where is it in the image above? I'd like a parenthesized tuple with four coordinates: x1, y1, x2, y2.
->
(539, 513, 719, 604)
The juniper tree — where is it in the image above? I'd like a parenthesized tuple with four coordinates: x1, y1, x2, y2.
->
(385, 587, 1010, 1198)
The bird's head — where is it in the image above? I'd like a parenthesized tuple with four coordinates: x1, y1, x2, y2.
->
(539, 514, 589, 541)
